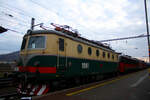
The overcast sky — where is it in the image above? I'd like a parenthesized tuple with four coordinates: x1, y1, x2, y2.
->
(0, 0, 150, 58)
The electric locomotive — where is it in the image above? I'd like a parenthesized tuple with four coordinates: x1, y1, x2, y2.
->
(16, 23, 119, 95)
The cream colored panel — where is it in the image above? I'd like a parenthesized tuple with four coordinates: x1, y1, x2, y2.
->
(20, 33, 119, 62)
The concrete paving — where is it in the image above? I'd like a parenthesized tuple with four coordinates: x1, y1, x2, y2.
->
(34, 69, 150, 100)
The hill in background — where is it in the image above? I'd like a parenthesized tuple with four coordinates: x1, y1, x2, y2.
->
(0, 51, 19, 62)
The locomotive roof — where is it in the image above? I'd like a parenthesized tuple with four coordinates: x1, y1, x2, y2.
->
(25, 29, 117, 53)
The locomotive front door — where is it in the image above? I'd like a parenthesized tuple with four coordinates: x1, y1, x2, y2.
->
(57, 38, 67, 72)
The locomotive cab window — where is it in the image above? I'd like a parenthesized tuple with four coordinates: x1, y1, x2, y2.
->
(21, 38, 27, 50)
(77, 44, 82, 53)
(88, 47, 92, 55)
(59, 38, 64, 51)
(28, 36, 46, 49)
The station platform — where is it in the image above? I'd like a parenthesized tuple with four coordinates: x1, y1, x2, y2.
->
(33, 69, 150, 100)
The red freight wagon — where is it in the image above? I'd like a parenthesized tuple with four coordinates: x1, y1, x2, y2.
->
(118, 55, 139, 73)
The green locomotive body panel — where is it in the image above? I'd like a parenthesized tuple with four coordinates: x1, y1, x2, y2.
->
(23, 55, 118, 80)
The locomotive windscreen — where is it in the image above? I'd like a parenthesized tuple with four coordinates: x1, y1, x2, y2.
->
(27, 36, 46, 49)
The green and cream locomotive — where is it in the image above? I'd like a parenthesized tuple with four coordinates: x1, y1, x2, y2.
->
(17, 24, 119, 95)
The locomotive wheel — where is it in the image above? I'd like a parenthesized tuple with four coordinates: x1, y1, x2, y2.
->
(60, 80, 67, 89)
(20, 74, 28, 90)
(96, 74, 103, 81)
(51, 81, 60, 91)
(74, 77, 80, 86)
(91, 75, 96, 82)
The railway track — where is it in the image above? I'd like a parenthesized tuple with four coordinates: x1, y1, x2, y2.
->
(0, 90, 18, 99)
(0, 78, 13, 88)
(0, 77, 19, 99)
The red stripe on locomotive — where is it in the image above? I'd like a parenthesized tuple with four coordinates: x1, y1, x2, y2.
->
(18, 66, 56, 73)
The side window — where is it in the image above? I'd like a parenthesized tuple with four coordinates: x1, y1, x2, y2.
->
(77, 44, 83, 53)
(108, 53, 110, 59)
(112, 55, 114, 60)
(116, 55, 118, 60)
(88, 47, 92, 55)
(59, 38, 64, 51)
(96, 49, 99, 57)
(103, 52, 105, 58)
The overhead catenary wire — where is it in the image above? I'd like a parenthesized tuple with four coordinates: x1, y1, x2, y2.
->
(29, 0, 68, 24)
(0, 25, 24, 34)
(0, 17, 30, 28)
(0, 10, 30, 26)
(1, 4, 43, 25)
(1, 1, 149, 42)
(1, 3, 50, 27)
(0, 5, 31, 31)
(99, 34, 149, 42)
(0, 4, 32, 19)
(4, 2, 49, 22)
(30, 0, 51, 12)
(7, 28, 22, 34)
(0, 11, 30, 24)
(2, 1, 97, 33)
(0, 5, 54, 35)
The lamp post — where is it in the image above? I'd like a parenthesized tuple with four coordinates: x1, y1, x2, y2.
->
(144, 0, 150, 62)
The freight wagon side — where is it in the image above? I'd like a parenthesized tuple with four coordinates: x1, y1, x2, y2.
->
(118, 56, 139, 73)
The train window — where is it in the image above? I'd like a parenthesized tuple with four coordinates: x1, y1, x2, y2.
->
(21, 38, 27, 50)
(96, 49, 99, 57)
(112, 55, 114, 60)
(88, 47, 92, 55)
(108, 53, 110, 59)
(28, 36, 46, 49)
(103, 52, 105, 58)
(77, 44, 82, 53)
(59, 38, 64, 51)
(116, 55, 118, 60)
